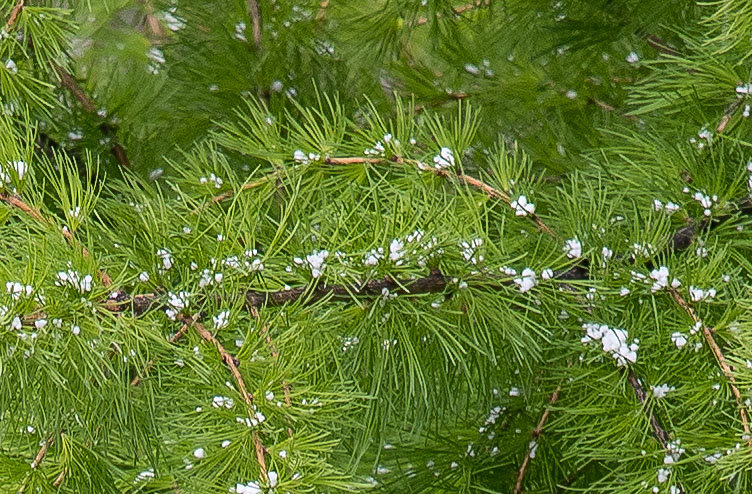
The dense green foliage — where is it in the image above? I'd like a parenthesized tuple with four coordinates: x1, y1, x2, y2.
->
(4, 1, 752, 493)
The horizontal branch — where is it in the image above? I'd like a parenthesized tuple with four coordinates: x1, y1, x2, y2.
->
(415, 0, 489, 26)
(245, 268, 449, 307)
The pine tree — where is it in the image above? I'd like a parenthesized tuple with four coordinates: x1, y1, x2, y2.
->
(3, 0, 752, 493)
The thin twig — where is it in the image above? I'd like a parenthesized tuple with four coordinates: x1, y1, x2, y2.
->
(513, 386, 561, 494)
(0, 191, 46, 223)
(626, 369, 669, 448)
(4, 0, 24, 31)
(141, 0, 166, 38)
(178, 314, 268, 480)
(669, 288, 751, 442)
(30, 436, 53, 469)
(625, 369, 684, 492)
(315, 0, 329, 21)
(415, 1, 489, 26)
(53, 469, 66, 488)
(0, 192, 112, 287)
(203, 156, 557, 237)
(192, 171, 283, 214)
(716, 99, 743, 134)
(250, 307, 293, 425)
(51, 62, 130, 169)
(131, 324, 189, 386)
(246, 0, 262, 52)
(644, 34, 680, 57)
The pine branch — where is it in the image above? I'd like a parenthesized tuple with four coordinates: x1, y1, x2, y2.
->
(177, 314, 268, 481)
(141, 0, 167, 38)
(3, 0, 23, 31)
(19, 435, 54, 493)
(0, 191, 113, 287)
(644, 34, 680, 57)
(52, 469, 65, 488)
(250, 306, 293, 435)
(669, 288, 752, 443)
(246, 0, 262, 52)
(192, 170, 285, 214)
(415, 1, 490, 26)
(130, 323, 189, 386)
(513, 385, 561, 494)
(205, 155, 556, 236)
(625, 369, 669, 448)
(30, 435, 53, 469)
(625, 369, 685, 491)
(315, 0, 329, 21)
(51, 62, 131, 169)
(244, 268, 449, 308)
(715, 99, 743, 134)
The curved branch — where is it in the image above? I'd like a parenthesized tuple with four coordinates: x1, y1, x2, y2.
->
(669, 288, 751, 443)
(177, 314, 268, 480)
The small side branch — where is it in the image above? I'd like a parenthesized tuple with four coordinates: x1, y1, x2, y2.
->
(246, 0, 262, 52)
(669, 288, 751, 441)
(626, 369, 669, 448)
(51, 62, 130, 169)
(415, 1, 490, 26)
(245, 268, 449, 308)
(513, 385, 561, 494)
(203, 156, 557, 237)
(625, 369, 684, 491)
(30, 436, 53, 469)
(131, 324, 189, 386)
(192, 171, 283, 214)
(177, 314, 268, 480)
(4, 0, 24, 31)
(0, 191, 112, 287)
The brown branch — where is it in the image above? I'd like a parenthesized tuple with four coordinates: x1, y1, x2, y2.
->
(250, 306, 293, 435)
(0, 191, 112, 287)
(142, 0, 166, 38)
(52, 62, 96, 113)
(626, 369, 669, 448)
(246, 0, 262, 52)
(122, 269, 451, 314)
(245, 268, 449, 308)
(203, 156, 557, 237)
(644, 34, 680, 57)
(0, 191, 46, 224)
(625, 369, 683, 493)
(325, 157, 386, 165)
(513, 385, 561, 494)
(30, 436, 53, 469)
(18, 434, 54, 493)
(51, 62, 130, 169)
(177, 314, 268, 480)
(316, 0, 329, 21)
(669, 288, 751, 442)
(52, 469, 66, 488)
(192, 171, 283, 214)
(415, 1, 489, 26)
(4, 0, 24, 31)
(716, 99, 743, 134)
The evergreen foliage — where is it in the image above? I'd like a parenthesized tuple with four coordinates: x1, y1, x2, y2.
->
(3, 1, 752, 493)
